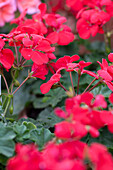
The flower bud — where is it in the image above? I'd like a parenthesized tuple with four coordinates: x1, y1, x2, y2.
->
(14, 80, 20, 87)
(9, 105, 13, 114)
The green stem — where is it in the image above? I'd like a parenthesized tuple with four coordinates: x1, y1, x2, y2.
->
(1, 73, 9, 94)
(3, 98, 11, 117)
(104, 29, 111, 53)
(14, 41, 19, 65)
(2, 96, 8, 109)
(13, 76, 30, 95)
(69, 72, 75, 96)
(77, 74, 81, 95)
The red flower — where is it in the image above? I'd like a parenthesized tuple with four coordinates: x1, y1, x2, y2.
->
(88, 143, 113, 170)
(7, 144, 42, 170)
(40, 73, 61, 94)
(97, 58, 113, 91)
(47, 29, 75, 45)
(108, 53, 113, 62)
(20, 34, 54, 65)
(77, 18, 100, 39)
(31, 63, 48, 80)
(45, 14, 75, 45)
(76, 0, 112, 39)
(55, 55, 80, 72)
(74, 60, 98, 78)
(54, 92, 109, 139)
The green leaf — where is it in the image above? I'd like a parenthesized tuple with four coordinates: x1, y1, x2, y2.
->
(30, 80, 43, 94)
(12, 69, 35, 115)
(0, 124, 16, 158)
(0, 154, 8, 166)
(33, 88, 66, 109)
(0, 106, 3, 115)
(44, 129, 54, 143)
(37, 107, 63, 128)
(0, 140, 15, 157)
(91, 85, 111, 97)
(0, 126, 16, 141)
(23, 121, 37, 131)
(30, 128, 54, 149)
(13, 124, 27, 135)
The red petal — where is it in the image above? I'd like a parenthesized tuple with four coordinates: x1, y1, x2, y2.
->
(83, 70, 98, 79)
(81, 92, 94, 106)
(21, 48, 32, 60)
(47, 53, 56, 59)
(0, 38, 5, 50)
(93, 95, 107, 108)
(108, 53, 113, 62)
(44, 14, 57, 27)
(32, 51, 48, 65)
(108, 124, 113, 133)
(40, 73, 61, 94)
(89, 127, 99, 138)
(39, 3, 47, 16)
(36, 39, 52, 52)
(102, 59, 109, 68)
(46, 32, 59, 44)
(22, 38, 33, 47)
(70, 55, 80, 62)
(58, 31, 74, 45)
(98, 70, 112, 81)
(32, 63, 48, 80)
(55, 121, 72, 139)
(109, 93, 113, 104)
(54, 107, 67, 118)
(0, 49, 14, 69)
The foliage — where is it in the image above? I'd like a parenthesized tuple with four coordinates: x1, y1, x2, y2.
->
(1, 0, 113, 169)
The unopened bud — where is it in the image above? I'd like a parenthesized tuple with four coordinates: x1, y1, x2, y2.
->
(14, 80, 20, 87)
(66, 87, 74, 97)
(28, 71, 34, 77)
(9, 105, 13, 114)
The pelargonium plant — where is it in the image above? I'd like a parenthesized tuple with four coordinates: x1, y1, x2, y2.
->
(0, 1, 113, 170)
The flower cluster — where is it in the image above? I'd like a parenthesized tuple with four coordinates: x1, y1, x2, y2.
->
(66, 0, 113, 39)
(0, 3, 74, 71)
(1, 1, 113, 170)
(7, 141, 113, 170)
(54, 92, 113, 139)
(7, 92, 113, 170)
(0, 0, 41, 27)
(40, 53, 113, 94)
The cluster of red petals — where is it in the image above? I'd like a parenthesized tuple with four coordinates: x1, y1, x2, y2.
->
(54, 92, 113, 139)
(66, 0, 113, 39)
(40, 53, 113, 95)
(7, 141, 113, 170)
(0, 38, 14, 70)
(97, 53, 113, 91)
(34, 3, 75, 45)
(0, 3, 74, 71)
(40, 54, 98, 94)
